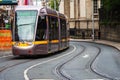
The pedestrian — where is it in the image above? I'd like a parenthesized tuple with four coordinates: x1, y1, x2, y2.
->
(82, 31, 85, 39)
(5, 19, 10, 29)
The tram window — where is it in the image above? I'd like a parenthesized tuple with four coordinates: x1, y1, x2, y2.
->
(35, 16, 47, 41)
(60, 19, 67, 38)
(15, 10, 37, 41)
(48, 16, 59, 40)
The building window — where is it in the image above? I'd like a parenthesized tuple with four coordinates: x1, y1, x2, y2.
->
(70, 0, 74, 18)
(93, 0, 98, 13)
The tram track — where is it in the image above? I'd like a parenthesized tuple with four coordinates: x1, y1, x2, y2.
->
(90, 45, 114, 80)
(0, 56, 42, 80)
(76, 42, 117, 80)
(24, 45, 77, 80)
(54, 44, 86, 80)
(54, 42, 115, 80)
(0, 56, 39, 73)
(0, 60, 31, 72)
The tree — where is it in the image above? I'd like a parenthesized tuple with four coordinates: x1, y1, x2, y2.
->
(102, 0, 120, 12)
(48, 0, 61, 11)
(100, 0, 120, 22)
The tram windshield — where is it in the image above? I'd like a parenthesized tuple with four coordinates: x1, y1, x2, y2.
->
(15, 10, 37, 41)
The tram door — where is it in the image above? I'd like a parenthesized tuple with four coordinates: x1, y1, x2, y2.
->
(60, 19, 67, 49)
(48, 16, 59, 52)
(35, 16, 47, 53)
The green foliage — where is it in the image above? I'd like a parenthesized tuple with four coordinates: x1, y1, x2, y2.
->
(102, 0, 120, 12)
(102, 0, 111, 11)
(49, 0, 60, 11)
(100, 0, 120, 24)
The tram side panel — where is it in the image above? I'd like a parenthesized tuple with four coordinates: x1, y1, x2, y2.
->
(47, 16, 59, 53)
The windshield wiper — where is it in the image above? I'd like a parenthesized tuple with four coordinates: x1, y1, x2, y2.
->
(20, 39, 33, 42)
(18, 23, 33, 26)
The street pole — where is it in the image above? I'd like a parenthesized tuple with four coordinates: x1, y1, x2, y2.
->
(45, 0, 48, 7)
(36, 0, 37, 5)
(92, 0, 95, 41)
(54, 0, 56, 10)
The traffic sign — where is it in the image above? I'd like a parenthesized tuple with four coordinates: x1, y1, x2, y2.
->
(0, 0, 18, 5)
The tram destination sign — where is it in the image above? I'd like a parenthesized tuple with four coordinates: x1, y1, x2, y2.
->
(0, 0, 18, 5)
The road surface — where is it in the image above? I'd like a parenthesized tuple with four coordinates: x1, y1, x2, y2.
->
(0, 41, 120, 80)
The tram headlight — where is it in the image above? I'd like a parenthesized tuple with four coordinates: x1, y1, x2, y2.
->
(15, 42, 19, 46)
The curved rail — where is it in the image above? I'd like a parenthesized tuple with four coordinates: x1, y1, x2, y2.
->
(90, 45, 114, 80)
(54, 45, 86, 80)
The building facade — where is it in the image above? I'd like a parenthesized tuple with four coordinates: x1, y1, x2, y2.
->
(59, 0, 101, 39)
(0, 6, 13, 30)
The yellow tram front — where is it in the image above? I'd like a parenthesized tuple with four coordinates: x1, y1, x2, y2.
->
(12, 8, 39, 56)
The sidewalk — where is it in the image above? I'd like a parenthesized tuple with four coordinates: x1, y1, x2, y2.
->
(70, 39, 120, 50)
(0, 50, 12, 57)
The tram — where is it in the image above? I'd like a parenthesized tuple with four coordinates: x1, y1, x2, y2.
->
(12, 6, 69, 56)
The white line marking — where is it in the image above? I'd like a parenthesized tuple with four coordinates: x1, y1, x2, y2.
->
(83, 54, 89, 58)
(32, 79, 54, 80)
(84, 79, 104, 80)
(24, 45, 76, 80)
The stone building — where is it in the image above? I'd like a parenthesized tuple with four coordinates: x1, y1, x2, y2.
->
(59, 0, 101, 39)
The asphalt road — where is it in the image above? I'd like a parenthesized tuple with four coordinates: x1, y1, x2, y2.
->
(0, 41, 120, 80)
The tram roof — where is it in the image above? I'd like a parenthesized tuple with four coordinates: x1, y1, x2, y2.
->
(58, 13, 66, 19)
(15, 6, 56, 14)
(40, 8, 57, 16)
(15, 6, 42, 11)
(15, 6, 66, 19)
